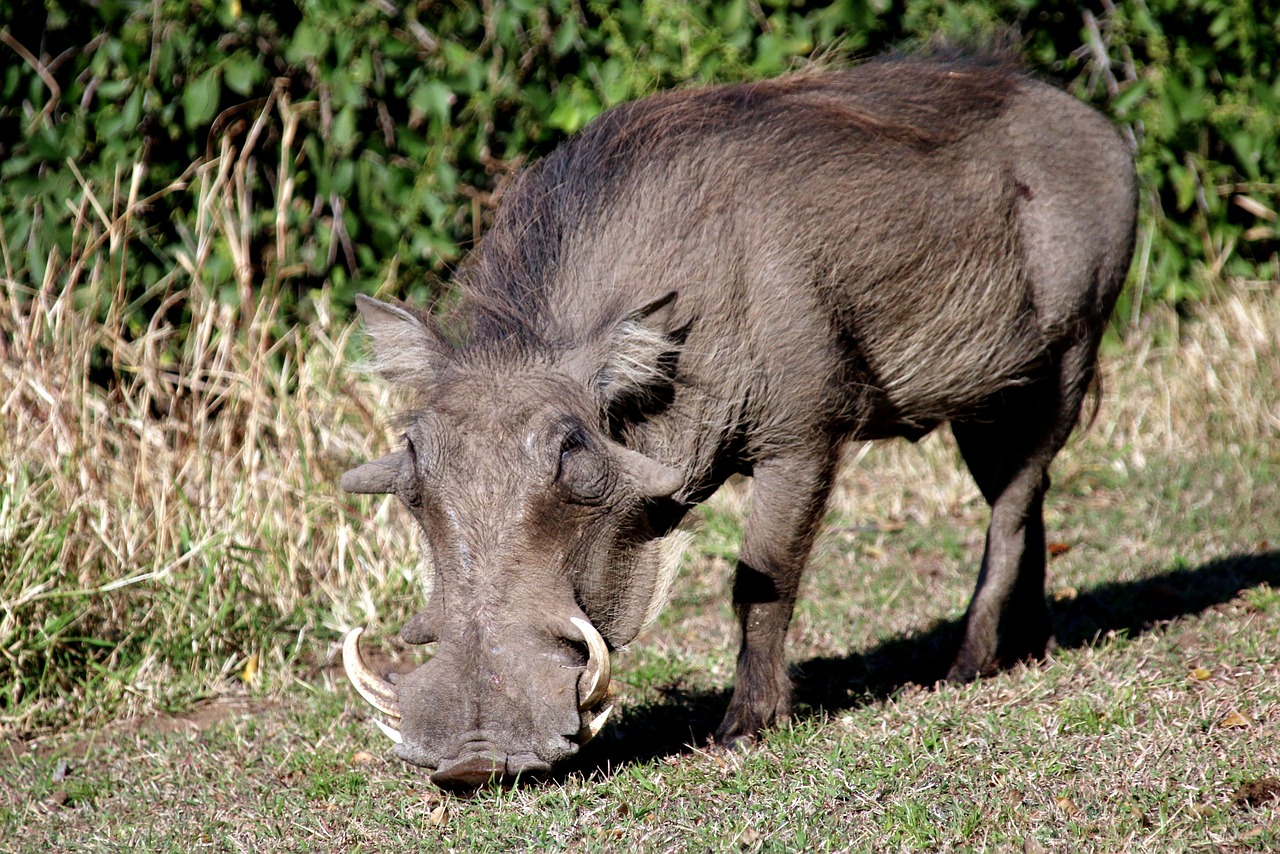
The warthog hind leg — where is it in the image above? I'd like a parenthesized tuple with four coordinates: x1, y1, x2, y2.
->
(947, 340, 1101, 681)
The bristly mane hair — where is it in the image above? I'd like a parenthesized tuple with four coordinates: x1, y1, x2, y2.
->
(441, 37, 1028, 364)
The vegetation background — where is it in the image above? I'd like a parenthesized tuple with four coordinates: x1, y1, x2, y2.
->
(1, 0, 1278, 849)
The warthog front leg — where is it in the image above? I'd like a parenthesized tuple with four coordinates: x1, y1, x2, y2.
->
(717, 448, 837, 748)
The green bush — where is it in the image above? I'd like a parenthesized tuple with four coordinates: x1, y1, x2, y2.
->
(1106, 0, 1280, 310)
(1, 0, 1276, 321)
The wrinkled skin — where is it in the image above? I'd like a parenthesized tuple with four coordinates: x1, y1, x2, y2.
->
(341, 48, 1137, 787)
(344, 350, 685, 787)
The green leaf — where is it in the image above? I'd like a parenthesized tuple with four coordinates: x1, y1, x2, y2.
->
(332, 160, 355, 195)
(223, 53, 261, 97)
(98, 79, 129, 100)
(331, 105, 357, 153)
(120, 86, 143, 129)
(410, 81, 455, 124)
(434, 160, 457, 196)
(1228, 131, 1264, 181)
(1168, 163, 1197, 213)
(546, 81, 601, 133)
(286, 22, 329, 64)
(553, 18, 578, 56)
(182, 65, 222, 130)
(330, 71, 365, 109)
(1111, 80, 1149, 117)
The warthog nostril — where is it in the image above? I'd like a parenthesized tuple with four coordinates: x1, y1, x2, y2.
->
(429, 752, 552, 790)
(430, 754, 504, 789)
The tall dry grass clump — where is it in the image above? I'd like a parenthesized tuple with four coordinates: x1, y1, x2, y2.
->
(1101, 287, 1280, 453)
(0, 98, 422, 735)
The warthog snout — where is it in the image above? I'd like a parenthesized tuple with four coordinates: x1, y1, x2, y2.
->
(343, 615, 616, 787)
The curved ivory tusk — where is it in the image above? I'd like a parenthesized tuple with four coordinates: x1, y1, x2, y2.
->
(580, 703, 614, 744)
(568, 616, 611, 710)
(372, 716, 403, 744)
(342, 627, 402, 719)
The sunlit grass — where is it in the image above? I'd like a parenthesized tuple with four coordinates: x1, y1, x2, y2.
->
(0, 137, 424, 734)
(1, 128, 1278, 849)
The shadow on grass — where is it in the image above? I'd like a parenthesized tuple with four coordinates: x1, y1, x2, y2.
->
(564, 549, 1280, 782)
(793, 549, 1280, 714)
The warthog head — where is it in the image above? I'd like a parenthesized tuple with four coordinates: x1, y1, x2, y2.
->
(341, 293, 688, 787)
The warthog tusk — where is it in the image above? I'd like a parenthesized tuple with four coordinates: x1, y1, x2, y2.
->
(342, 627, 402, 719)
(580, 703, 614, 743)
(372, 717, 403, 744)
(568, 616, 611, 710)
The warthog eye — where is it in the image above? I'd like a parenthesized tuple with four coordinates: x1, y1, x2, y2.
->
(557, 427, 609, 503)
(559, 428, 586, 461)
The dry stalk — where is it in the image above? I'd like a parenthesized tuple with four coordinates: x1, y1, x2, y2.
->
(0, 97, 416, 733)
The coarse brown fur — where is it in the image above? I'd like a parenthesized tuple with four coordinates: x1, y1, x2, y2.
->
(344, 43, 1138, 786)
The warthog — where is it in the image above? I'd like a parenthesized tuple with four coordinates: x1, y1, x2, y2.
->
(340, 44, 1136, 788)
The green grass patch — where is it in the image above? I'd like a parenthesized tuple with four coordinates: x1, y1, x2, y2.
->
(2, 121, 1278, 848)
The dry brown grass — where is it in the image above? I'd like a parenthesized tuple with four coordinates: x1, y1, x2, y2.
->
(0, 135, 421, 733)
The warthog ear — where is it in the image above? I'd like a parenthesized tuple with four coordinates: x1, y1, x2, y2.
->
(595, 290, 680, 405)
(355, 294, 446, 386)
(341, 450, 409, 494)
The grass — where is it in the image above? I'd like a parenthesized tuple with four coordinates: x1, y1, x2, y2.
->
(0, 135, 426, 735)
(1, 144, 1279, 849)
